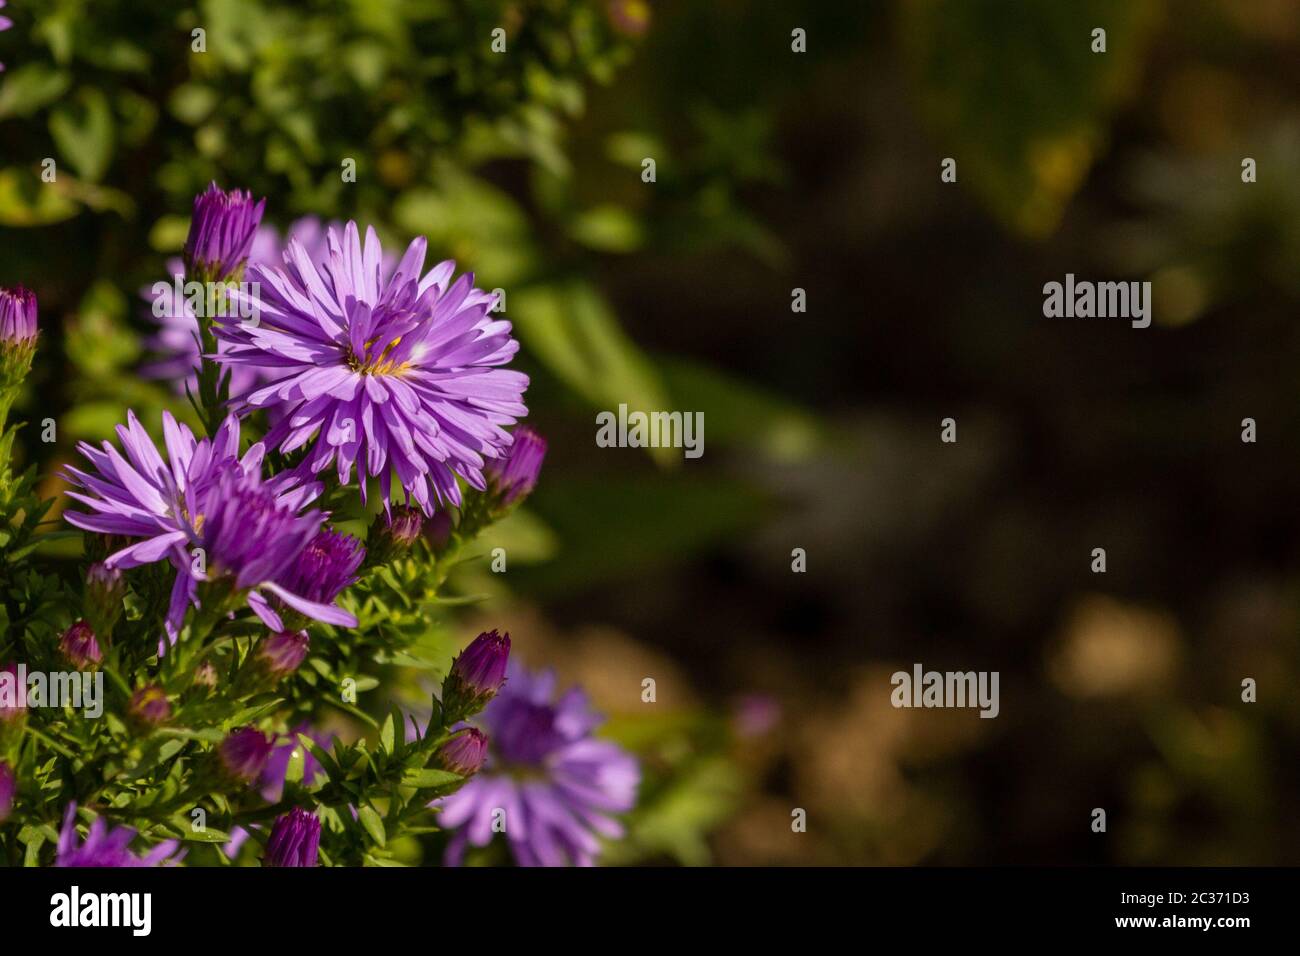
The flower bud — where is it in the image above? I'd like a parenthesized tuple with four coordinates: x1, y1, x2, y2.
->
(0, 285, 37, 398)
(58, 620, 102, 670)
(486, 427, 546, 509)
(0, 760, 14, 822)
(422, 509, 454, 554)
(435, 728, 489, 776)
(264, 807, 321, 867)
(127, 684, 171, 728)
(366, 506, 424, 565)
(219, 727, 274, 783)
(183, 183, 266, 281)
(255, 630, 309, 680)
(441, 630, 510, 720)
(84, 562, 125, 637)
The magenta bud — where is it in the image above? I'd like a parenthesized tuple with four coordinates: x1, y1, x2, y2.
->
(264, 807, 321, 867)
(127, 685, 172, 727)
(256, 630, 310, 678)
(0, 760, 14, 822)
(486, 427, 546, 508)
(183, 182, 266, 280)
(435, 728, 489, 776)
(59, 620, 102, 670)
(442, 630, 511, 719)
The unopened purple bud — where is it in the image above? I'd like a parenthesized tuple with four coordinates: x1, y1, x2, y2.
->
(264, 807, 321, 867)
(0, 761, 14, 822)
(127, 685, 171, 727)
(256, 630, 310, 678)
(0, 286, 38, 344)
(183, 183, 266, 280)
(219, 727, 274, 783)
(59, 620, 102, 670)
(0, 285, 37, 391)
(367, 506, 424, 564)
(84, 562, 125, 636)
(486, 427, 546, 507)
(442, 630, 511, 719)
(435, 728, 489, 776)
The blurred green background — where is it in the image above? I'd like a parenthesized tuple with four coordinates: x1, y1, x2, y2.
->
(4, 0, 1300, 864)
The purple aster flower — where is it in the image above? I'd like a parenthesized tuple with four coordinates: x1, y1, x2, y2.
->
(58, 620, 102, 670)
(273, 527, 364, 613)
(219, 727, 274, 783)
(56, 803, 181, 867)
(442, 629, 511, 720)
(435, 728, 489, 776)
(486, 426, 546, 507)
(0, 285, 37, 344)
(0, 760, 14, 822)
(213, 222, 529, 514)
(142, 217, 345, 397)
(126, 684, 171, 727)
(61, 409, 349, 641)
(255, 630, 310, 679)
(435, 661, 640, 867)
(264, 807, 321, 867)
(183, 182, 266, 281)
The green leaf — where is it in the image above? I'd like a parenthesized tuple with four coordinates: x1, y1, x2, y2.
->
(0, 64, 72, 119)
(50, 87, 116, 183)
(358, 805, 386, 847)
(403, 768, 461, 789)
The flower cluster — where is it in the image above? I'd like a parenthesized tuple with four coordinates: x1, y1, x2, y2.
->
(0, 183, 637, 868)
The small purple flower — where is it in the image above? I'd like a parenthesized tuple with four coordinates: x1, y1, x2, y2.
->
(435, 728, 489, 776)
(486, 426, 546, 507)
(0, 760, 14, 822)
(127, 685, 171, 727)
(183, 183, 266, 280)
(219, 727, 274, 783)
(442, 629, 511, 719)
(435, 661, 639, 867)
(0, 662, 26, 723)
(255, 630, 309, 678)
(274, 527, 364, 611)
(0, 285, 37, 344)
(264, 807, 321, 867)
(213, 222, 528, 514)
(56, 803, 181, 867)
(58, 621, 102, 670)
(367, 506, 424, 563)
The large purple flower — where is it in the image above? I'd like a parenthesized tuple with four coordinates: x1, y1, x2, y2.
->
(435, 661, 639, 867)
(61, 409, 351, 640)
(56, 803, 181, 867)
(213, 222, 529, 513)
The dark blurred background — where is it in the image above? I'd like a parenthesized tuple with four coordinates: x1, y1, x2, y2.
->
(4, 0, 1300, 864)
